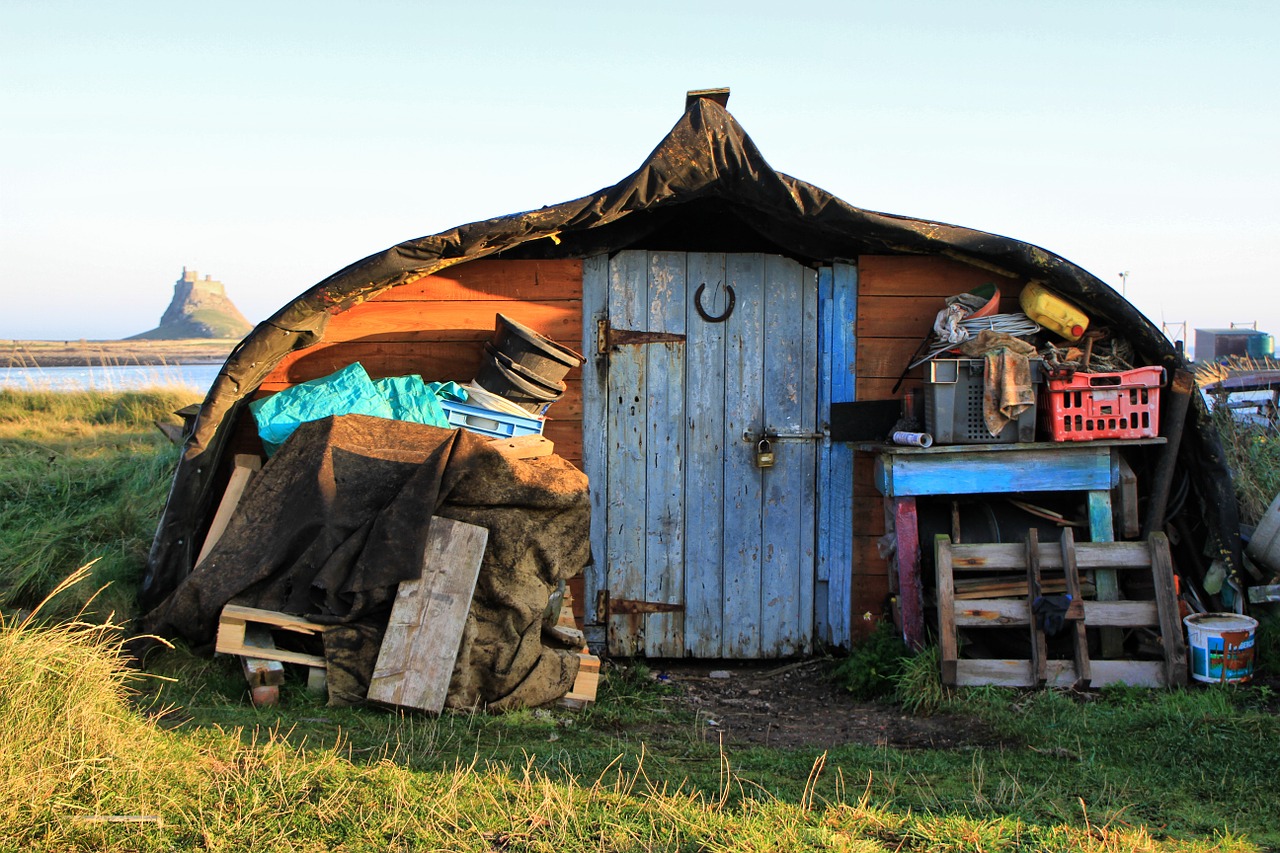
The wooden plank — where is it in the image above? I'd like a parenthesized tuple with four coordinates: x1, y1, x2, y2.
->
(822, 262, 857, 646)
(368, 259, 583, 302)
(855, 255, 1023, 298)
(877, 447, 1112, 497)
(1088, 489, 1122, 658)
(722, 253, 766, 657)
(643, 251, 686, 657)
(856, 295, 953, 339)
(558, 651, 602, 708)
(894, 497, 925, 650)
(935, 535, 959, 685)
(1149, 533, 1189, 686)
(1060, 529, 1092, 687)
(948, 541, 1153, 571)
(1114, 455, 1140, 539)
(196, 454, 262, 566)
(816, 267, 834, 625)
(579, 254, 609, 627)
(856, 337, 927, 379)
(539, 422, 581, 467)
(956, 659, 1166, 688)
(604, 250, 649, 656)
(488, 434, 554, 459)
(683, 252, 727, 657)
(1025, 530, 1047, 685)
(220, 604, 326, 634)
(367, 517, 489, 713)
(319, 301, 582, 344)
(215, 615, 327, 669)
(950, 598, 1157, 628)
(858, 376, 922, 400)
(261, 340, 584, 391)
(796, 264, 819, 653)
(759, 255, 811, 657)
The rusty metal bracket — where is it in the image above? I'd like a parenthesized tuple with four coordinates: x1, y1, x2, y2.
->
(596, 318, 686, 354)
(694, 282, 735, 323)
(594, 588, 684, 618)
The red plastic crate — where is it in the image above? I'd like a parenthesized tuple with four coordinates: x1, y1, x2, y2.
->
(1040, 366, 1165, 442)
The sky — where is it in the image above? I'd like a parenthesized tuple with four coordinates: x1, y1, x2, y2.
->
(2, 1, 1278, 352)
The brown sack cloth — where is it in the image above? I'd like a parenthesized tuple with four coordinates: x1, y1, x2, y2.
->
(144, 414, 590, 710)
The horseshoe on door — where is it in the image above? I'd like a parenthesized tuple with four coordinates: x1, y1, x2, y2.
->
(694, 282, 735, 323)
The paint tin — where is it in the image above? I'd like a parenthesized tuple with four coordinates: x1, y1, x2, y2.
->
(892, 431, 933, 448)
(1184, 612, 1258, 683)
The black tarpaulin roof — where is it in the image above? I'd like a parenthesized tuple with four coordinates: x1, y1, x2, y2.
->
(142, 96, 1241, 610)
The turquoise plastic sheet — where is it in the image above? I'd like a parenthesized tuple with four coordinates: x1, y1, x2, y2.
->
(249, 364, 467, 454)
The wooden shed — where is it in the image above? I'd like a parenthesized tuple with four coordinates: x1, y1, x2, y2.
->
(142, 90, 1240, 660)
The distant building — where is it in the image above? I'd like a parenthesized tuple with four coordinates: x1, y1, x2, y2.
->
(1195, 327, 1274, 362)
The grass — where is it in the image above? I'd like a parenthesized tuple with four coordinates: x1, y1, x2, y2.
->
(0, 388, 199, 621)
(2, 388, 1279, 850)
(9, 603, 1276, 851)
(1211, 401, 1280, 527)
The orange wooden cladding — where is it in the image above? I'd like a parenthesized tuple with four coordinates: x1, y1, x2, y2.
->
(371, 260, 583, 303)
(261, 340, 584, 389)
(315, 300, 583, 344)
(245, 258, 586, 467)
(857, 255, 1026, 298)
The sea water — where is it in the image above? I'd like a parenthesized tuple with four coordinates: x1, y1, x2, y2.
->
(0, 363, 221, 393)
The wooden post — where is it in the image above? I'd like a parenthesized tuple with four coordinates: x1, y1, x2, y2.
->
(1026, 529, 1047, 687)
(935, 535, 958, 686)
(1060, 528, 1092, 689)
(894, 497, 925, 650)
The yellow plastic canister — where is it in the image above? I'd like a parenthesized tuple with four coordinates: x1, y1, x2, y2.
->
(1019, 282, 1089, 342)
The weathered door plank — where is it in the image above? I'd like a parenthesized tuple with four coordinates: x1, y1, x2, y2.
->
(605, 250, 650, 655)
(721, 254, 766, 657)
(643, 251, 687, 656)
(683, 252, 728, 657)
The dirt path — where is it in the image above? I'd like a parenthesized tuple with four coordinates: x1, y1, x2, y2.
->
(640, 660, 1011, 750)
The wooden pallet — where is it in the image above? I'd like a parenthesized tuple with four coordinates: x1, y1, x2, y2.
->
(216, 604, 328, 669)
(935, 529, 1188, 688)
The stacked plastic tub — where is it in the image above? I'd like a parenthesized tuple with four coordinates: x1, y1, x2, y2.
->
(442, 314, 585, 438)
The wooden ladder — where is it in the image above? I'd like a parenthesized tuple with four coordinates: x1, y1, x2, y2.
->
(935, 529, 1188, 688)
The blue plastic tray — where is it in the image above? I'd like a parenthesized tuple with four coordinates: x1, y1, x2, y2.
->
(440, 399, 544, 439)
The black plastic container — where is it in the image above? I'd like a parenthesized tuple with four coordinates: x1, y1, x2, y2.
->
(490, 313, 583, 385)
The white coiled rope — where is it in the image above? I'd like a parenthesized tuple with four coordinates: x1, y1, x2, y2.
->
(909, 313, 1042, 369)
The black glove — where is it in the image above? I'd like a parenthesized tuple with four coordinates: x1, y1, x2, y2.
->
(1032, 594, 1073, 637)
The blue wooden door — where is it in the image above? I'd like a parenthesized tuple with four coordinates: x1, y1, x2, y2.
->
(587, 251, 819, 658)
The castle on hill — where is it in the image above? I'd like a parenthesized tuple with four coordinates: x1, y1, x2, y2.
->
(128, 267, 253, 340)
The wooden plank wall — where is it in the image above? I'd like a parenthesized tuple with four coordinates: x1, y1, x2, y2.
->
(851, 256, 1028, 636)
(254, 259, 585, 466)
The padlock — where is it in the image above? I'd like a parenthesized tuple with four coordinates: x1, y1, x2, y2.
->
(754, 438, 775, 469)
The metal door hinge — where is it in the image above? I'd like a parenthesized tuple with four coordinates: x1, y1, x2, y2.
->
(596, 318, 686, 354)
(594, 589, 684, 619)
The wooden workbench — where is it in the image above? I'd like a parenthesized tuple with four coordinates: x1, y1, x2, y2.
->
(859, 439, 1165, 649)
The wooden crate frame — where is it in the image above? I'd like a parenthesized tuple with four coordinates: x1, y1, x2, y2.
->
(935, 529, 1188, 688)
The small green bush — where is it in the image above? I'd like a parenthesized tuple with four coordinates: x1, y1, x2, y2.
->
(830, 620, 910, 699)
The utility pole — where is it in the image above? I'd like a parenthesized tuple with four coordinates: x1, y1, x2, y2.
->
(1118, 270, 1130, 297)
